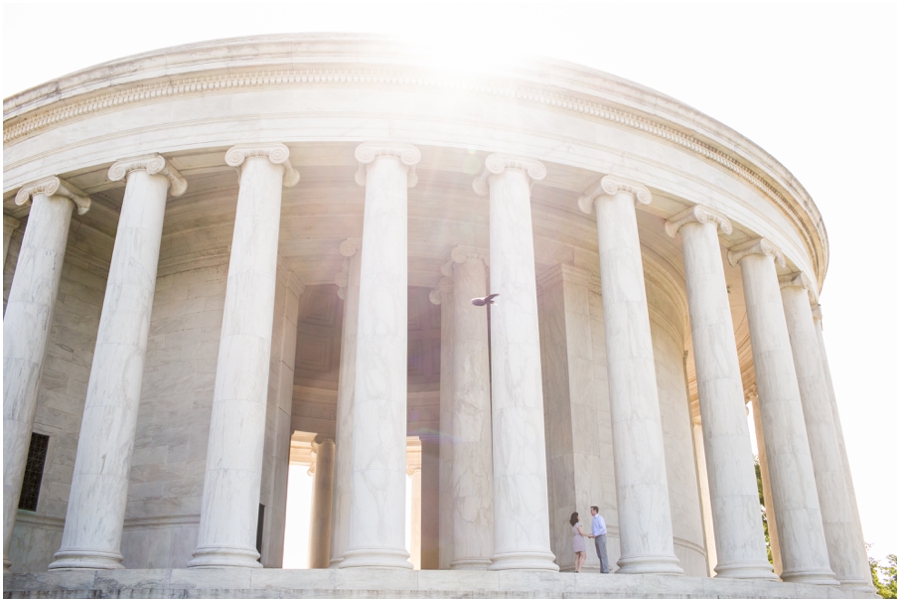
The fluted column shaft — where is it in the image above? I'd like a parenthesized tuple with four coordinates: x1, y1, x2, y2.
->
(190, 144, 298, 568)
(3, 177, 89, 570)
(780, 276, 872, 590)
(578, 176, 682, 575)
(51, 157, 185, 570)
(666, 207, 774, 580)
(473, 155, 557, 572)
(340, 143, 420, 570)
(449, 250, 493, 570)
(329, 239, 361, 567)
(309, 437, 335, 568)
(812, 307, 870, 585)
(727, 239, 837, 585)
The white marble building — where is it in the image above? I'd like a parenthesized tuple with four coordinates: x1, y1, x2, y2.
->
(2, 34, 874, 598)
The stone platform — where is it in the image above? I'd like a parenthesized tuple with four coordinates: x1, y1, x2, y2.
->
(3, 569, 874, 599)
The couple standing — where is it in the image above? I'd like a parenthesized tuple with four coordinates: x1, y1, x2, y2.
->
(570, 506, 610, 573)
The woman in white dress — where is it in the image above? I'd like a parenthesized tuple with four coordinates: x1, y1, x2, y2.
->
(570, 511, 590, 573)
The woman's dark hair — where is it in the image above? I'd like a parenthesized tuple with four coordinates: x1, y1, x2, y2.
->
(569, 512, 579, 526)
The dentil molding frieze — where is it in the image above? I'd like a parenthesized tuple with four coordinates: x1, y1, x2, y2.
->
(108, 154, 187, 197)
(15, 176, 91, 215)
(664, 204, 733, 238)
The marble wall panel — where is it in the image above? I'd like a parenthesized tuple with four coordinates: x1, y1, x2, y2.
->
(122, 260, 229, 567)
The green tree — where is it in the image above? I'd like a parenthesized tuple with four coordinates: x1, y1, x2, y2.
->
(754, 457, 773, 565)
(869, 552, 897, 599)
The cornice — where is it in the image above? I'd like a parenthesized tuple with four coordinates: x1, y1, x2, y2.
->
(15, 176, 91, 215)
(108, 154, 187, 197)
(664, 204, 733, 238)
(727, 237, 786, 269)
(472, 154, 546, 196)
(2, 36, 827, 283)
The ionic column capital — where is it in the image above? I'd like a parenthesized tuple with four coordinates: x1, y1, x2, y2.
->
(225, 143, 299, 187)
(428, 276, 453, 305)
(440, 244, 489, 277)
(726, 237, 786, 268)
(664, 204, 732, 238)
(472, 154, 546, 196)
(339, 237, 361, 258)
(811, 304, 824, 328)
(779, 271, 818, 303)
(354, 142, 421, 188)
(15, 176, 91, 215)
(745, 384, 759, 404)
(578, 175, 652, 214)
(108, 154, 187, 196)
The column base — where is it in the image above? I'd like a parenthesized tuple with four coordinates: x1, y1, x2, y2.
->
(450, 557, 492, 570)
(838, 577, 878, 593)
(488, 550, 558, 571)
(713, 560, 778, 580)
(187, 545, 262, 569)
(616, 554, 684, 575)
(780, 567, 840, 586)
(328, 556, 344, 568)
(4, 554, 11, 571)
(339, 547, 412, 569)
(48, 548, 124, 570)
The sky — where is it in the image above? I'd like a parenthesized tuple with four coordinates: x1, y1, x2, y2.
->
(3, 3, 897, 562)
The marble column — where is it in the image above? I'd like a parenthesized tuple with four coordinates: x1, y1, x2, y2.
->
(726, 238, 837, 585)
(419, 436, 441, 569)
(3, 176, 90, 571)
(50, 156, 186, 570)
(308, 436, 335, 569)
(473, 154, 557, 572)
(811, 305, 870, 586)
(748, 388, 783, 577)
(448, 246, 494, 570)
(577, 175, 682, 575)
(407, 439, 423, 570)
(339, 142, 420, 570)
(189, 143, 298, 568)
(665, 206, 774, 580)
(430, 274, 455, 569)
(329, 238, 361, 567)
(779, 274, 873, 591)
(3, 215, 20, 269)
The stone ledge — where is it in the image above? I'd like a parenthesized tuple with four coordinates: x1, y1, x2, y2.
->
(3, 569, 877, 599)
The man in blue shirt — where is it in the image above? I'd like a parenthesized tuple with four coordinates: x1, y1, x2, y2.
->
(590, 505, 609, 573)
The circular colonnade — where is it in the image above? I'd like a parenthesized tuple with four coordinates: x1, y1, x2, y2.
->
(2, 34, 872, 597)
